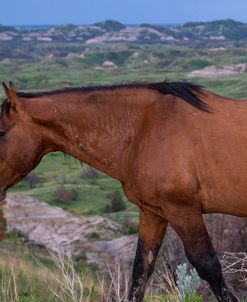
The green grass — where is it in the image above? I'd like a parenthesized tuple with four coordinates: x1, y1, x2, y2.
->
(193, 73, 247, 98)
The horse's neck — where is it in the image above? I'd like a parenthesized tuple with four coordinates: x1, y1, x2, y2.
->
(29, 92, 147, 180)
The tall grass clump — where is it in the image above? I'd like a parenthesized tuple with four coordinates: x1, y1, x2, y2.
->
(0, 263, 19, 302)
(35, 246, 97, 302)
(99, 261, 130, 302)
(0, 254, 55, 302)
(0, 248, 98, 302)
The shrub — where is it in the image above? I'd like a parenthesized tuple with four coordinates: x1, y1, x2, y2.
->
(54, 187, 78, 203)
(104, 190, 126, 213)
(154, 262, 202, 302)
(87, 232, 100, 240)
(176, 263, 201, 301)
(5, 230, 24, 240)
(182, 59, 210, 70)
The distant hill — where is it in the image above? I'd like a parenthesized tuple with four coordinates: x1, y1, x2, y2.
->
(181, 19, 247, 40)
(0, 24, 18, 33)
(1, 19, 247, 44)
(93, 20, 126, 31)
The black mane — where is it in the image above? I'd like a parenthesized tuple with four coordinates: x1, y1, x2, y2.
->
(148, 81, 207, 111)
(1, 81, 208, 116)
(0, 99, 10, 118)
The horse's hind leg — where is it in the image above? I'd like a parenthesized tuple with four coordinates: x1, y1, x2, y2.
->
(166, 206, 239, 302)
(128, 208, 167, 302)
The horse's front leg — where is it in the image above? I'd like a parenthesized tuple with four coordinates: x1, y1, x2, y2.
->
(128, 207, 167, 302)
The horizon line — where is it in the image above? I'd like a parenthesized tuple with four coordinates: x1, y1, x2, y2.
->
(1, 18, 246, 27)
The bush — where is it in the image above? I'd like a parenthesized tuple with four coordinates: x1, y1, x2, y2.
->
(182, 59, 210, 70)
(176, 263, 201, 301)
(87, 232, 100, 240)
(104, 190, 126, 213)
(54, 187, 78, 203)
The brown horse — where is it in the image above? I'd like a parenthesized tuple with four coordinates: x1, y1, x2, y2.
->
(0, 81, 246, 301)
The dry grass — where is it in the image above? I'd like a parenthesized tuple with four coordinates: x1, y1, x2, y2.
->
(0, 248, 98, 302)
(98, 260, 130, 302)
(34, 246, 96, 302)
(0, 252, 52, 302)
(2, 247, 246, 302)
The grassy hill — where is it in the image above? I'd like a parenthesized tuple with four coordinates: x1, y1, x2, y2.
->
(182, 19, 247, 40)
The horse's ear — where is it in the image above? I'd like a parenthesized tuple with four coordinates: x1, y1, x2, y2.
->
(2, 82, 20, 110)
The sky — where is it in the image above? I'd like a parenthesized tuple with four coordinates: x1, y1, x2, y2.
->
(0, 0, 247, 25)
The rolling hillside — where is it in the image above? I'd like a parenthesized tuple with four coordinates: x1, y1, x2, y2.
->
(1, 19, 247, 45)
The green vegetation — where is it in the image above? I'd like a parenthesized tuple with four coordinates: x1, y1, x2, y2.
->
(175, 263, 201, 301)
